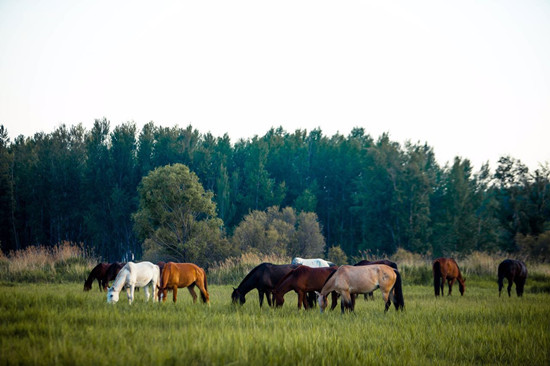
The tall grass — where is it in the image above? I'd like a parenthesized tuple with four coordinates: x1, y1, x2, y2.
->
(0, 242, 97, 283)
(208, 252, 291, 285)
(1, 283, 549, 365)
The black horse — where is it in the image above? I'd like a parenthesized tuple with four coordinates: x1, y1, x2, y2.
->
(232, 263, 299, 307)
(498, 259, 528, 297)
(353, 259, 398, 300)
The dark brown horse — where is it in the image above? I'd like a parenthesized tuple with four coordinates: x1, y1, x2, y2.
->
(498, 259, 527, 297)
(84, 262, 125, 291)
(84, 263, 109, 291)
(231, 263, 299, 307)
(433, 257, 465, 296)
(158, 262, 209, 304)
(272, 266, 338, 310)
(354, 259, 398, 300)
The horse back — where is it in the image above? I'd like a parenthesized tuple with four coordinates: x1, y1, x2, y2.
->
(162, 262, 203, 288)
(355, 259, 398, 270)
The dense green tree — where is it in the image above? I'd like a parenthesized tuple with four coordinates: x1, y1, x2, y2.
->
(0, 126, 15, 251)
(134, 163, 228, 268)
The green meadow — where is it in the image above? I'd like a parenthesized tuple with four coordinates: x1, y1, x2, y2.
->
(1, 282, 548, 366)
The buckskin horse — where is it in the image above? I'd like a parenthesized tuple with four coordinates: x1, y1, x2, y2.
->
(316, 264, 405, 313)
(107, 261, 160, 304)
(157, 262, 209, 304)
(498, 259, 527, 297)
(272, 265, 338, 310)
(354, 259, 398, 300)
(433, 257, 466, 296)
(231, 263, 299, 307)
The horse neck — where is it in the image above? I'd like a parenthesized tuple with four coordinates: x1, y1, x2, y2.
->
(111, 268, 129, 292)
(274, 272, 295, 294)
(236, 271, 260, 296)
(320, 272, 337, 297)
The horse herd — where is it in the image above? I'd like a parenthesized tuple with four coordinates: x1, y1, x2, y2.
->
(84, 256, 528, 313)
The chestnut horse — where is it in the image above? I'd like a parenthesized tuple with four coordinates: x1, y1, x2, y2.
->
(158, 262, 209, 304)
(273, 266, 338, 310)
(498, 259, 527, 297)
(433, 257, 465, 296)
(84, 262, 126, 291)
(231, 263, 299, 307)
(316, 264, 404, 313)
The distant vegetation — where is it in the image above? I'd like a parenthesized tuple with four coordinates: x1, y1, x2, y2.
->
(0, 121, 548, 267)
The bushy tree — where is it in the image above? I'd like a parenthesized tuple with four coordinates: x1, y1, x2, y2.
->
(133, 163, 229, 268)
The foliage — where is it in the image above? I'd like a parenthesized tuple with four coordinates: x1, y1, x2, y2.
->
(231, 206, 325, 257)
(134, 164, 230, 268)
(1, 122, 549, 263)
(327, 245, 348, 265)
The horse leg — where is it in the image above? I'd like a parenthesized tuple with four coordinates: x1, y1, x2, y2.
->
(447, 278, 456, 296)
(340, 292, 352, 313)
(187, 286, 198, 303)
(128, 285, 135, 305)
(507, 277, 513, 297)
(144, 285, 150, 302)
(516, 278, 525, 297)
(330, 292, 338, 311)
(172, 286, 178, 303)
(258, 290, 265, 307)
(298, 291, 305, 309)
(266, 291, 273, 307)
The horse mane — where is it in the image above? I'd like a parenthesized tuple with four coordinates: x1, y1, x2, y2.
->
(321, 268, 338, 289)
(237, 262, 271, 289)
(111, 263, 130, 292)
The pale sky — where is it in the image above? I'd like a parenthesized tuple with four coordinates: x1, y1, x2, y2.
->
(1, 0, 549, 171)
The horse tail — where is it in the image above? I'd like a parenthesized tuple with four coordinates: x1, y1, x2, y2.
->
(199, 267, 209, 303)
(391, 269, 405, 311)
(433, 260, 441, 296)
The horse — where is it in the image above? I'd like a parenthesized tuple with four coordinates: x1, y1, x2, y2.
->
(107, 261, 160, 304)
(316, 264, 404, 313)
(354, 259, 399, 300)
(104, 262, 125, 290)
(498, 259, 527, 297)
(84, 263, 109, 291)
(272, 265, 338, 310)
(433, 257, 466, 296)
(291, 257, 335, 267)
(231, 263, 299, 307)
(157, 262, 209, 304)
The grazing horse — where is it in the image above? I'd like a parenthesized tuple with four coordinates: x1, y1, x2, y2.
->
(316, 264, 404, 313)
(498, 259, 527, 297)
(107, 262, 160, 304)
(158, 262, 209, 304)
(84, 263, 109, 291)
(231, 263, 299, 307)
(104, 262, 125, 290)
(291, 257, 335, 267)
(433, 257, 466, 296)
(273, 266, 338, 310)
(354, 259, 399, 300)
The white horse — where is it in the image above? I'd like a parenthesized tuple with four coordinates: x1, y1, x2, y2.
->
(291, 257, 335, 268)
(107, 261, 160, 304)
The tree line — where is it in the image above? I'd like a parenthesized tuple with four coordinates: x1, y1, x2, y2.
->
(0, 119, 548, 264)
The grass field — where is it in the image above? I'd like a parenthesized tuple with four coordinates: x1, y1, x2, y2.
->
(1, 282, 549, 366)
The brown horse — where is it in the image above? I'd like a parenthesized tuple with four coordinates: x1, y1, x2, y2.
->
(316, 264, 404, 313)
(498, 259, 527, 297)
(433, 257, 465, 296)
(84, 263, 109, 291)
(272, 266, 338, 310)
(158, 262, 209, 304)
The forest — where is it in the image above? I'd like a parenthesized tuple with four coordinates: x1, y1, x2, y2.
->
(0, 119, 548, 265)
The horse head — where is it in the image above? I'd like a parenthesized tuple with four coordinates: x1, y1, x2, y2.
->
(83, 282, 92, 291)
(231, 288, 245, 305)
(315, 291, 328, 313)
(157, 286, 167, 302)
(106, 287, 119, 303)
(272, 289, 284, 307)
(459, 278, 466, 296)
